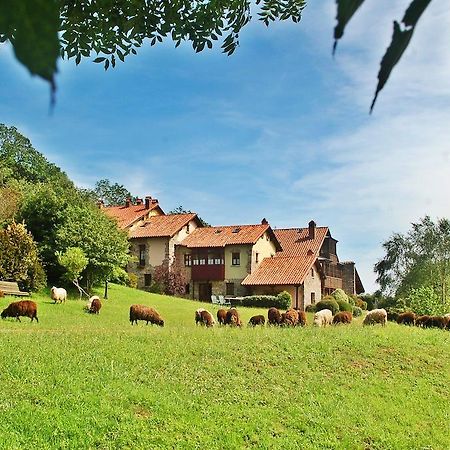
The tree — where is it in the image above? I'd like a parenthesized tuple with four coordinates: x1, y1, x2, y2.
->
(153, 258, 187, 297)
(375, 216, 450, 304)
(0, 1, 434, 111)
(0, 187, 21, 225)
(57, 247, 89, 298)
(168, 205, 210, 227)
(92, 179, 133, 207)
(56, 204, 130, 290)
(0, 221, 46, 291)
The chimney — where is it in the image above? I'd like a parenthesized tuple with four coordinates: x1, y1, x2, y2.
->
(308, 220, 316, 239)
(136, 198, 143, 205)
(145, 196, 152, 209)
(125, 197, 131, 207)
(97, 200, 104, 209)
(261, 218, 268, 225)
(151, 198, 158, 205)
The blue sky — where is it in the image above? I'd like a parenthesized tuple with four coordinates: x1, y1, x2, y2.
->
(1, 1, 449, 292)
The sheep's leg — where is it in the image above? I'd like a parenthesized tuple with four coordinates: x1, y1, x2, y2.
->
(16, 316, 21, 322)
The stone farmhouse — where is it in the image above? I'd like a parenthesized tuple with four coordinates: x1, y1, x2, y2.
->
(103, 197, 364, 309)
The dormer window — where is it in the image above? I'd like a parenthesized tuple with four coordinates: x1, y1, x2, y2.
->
(186, 223, 190, 234)
(232, 227, 241, 233)
(255, 252, 259, 263)
(311, 268, 314, 278)
(139, 245, 146, 266)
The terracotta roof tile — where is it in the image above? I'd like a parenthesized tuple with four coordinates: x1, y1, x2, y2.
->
(103, 203, 162, 229)
(274, 227, 328, 257)
(129, 214, 198, 238)
(242, 255, 317, 286)
(181, 224, 273, 248)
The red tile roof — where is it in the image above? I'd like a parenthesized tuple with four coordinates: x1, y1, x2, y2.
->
(242, 255, 317, 286)
(129, 214, 199, 239)
(103, 203, 163, 229)
(274, 227, 328, 257)
(181, 224, 281, 249)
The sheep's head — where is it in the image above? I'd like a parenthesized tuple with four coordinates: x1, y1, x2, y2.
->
(1, 308, 8, 319)
(158, 319, 164, 327)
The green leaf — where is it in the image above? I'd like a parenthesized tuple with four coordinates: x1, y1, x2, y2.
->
(402, 0, 432, 27)
(93, 57, 106, 63)
(333, 0, 366, 54)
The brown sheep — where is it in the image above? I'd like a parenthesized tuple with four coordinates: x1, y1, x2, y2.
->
(0, 290, 4, 298)
(217, 308, 227, 325)
(415, 315, 431, 327)
(195, 308, 206, 325)
(424, 315, 447, 329)
(89, 298, 102, 314)
(333, 311, 353, 325)
(130, 304, 164, 326)
(248, 315, 265, 326)
(281, 309, 298, 327)
(198, 309, 215, 327)
(225, 308, 242, 327)
(295, 309, 307, 327)
(268, 307, 281, 325)
(1, 300, 38, 322)
(396, 312, 416, 326)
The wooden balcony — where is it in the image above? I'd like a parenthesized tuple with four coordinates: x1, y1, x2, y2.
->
(192, 264, 225, 281)
(324, 276, 343, 290)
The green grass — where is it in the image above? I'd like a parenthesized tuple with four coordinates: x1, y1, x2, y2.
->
(0, 284, 449, 449)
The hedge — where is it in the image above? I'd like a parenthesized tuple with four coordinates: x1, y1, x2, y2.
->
(315, 297, 340, 315)
(232, 291, 291, 309)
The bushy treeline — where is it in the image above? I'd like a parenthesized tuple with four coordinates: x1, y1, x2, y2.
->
(0, 124, 130, 291)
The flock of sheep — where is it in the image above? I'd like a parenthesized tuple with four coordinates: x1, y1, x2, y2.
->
(1, 287, 449, 332)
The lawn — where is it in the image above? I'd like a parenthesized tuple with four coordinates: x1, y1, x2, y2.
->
(0, 284, 448, 449)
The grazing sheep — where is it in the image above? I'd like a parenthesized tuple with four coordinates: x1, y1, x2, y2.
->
(333, 311, 353, 325)
(51, 286, 67, 304)
(396, 312, 416, 326)
(89, 297, 102, 314)
(1, 300, 38, 322)
(85, 295, 100, 311)
(268, 307, 282, 325)
(281, 309, 299, 327)
(415, 315, 431, 327)
(0, 290, 4, 298)
(248, 315, 265, 326)
(195, 308, 206, 325)
(217, 308, 227, 325)
(129, 304, 164, 326)
(295, 309, 307, 327)
(313, 309, 333, 327)
(424, 315, 447, 329)
(225, 308, 242, 327)
(363, 308, 387, 326)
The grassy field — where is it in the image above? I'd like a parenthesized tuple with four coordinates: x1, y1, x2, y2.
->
(0, 284, 448, 449)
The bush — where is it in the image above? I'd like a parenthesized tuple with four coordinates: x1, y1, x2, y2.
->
(407, 286, 449, 316)
(315, 296, 339, 315)
(109, 267, 129, 286)
(355, 298, 367, 310)
(331, 289, 349, 304)
(128, 273, 138, 289)
(233, 295, 287, 309)
(347, 294, 357, 306)
(305, 304, 316, 313)
(335, 299, 353, 312)
(276, 291, 292, 309)
(352, 306, 363, 317)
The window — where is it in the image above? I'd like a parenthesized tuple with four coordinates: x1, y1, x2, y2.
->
(186, 223, 190, 233)
(311, 268, 314, 278)
(184, 254, 192, 267)
(255, 252, 259, 263)
(198, 254, 206, 265)
(139, 244, 146, 266)
(144, 274, 152, 286)
(232, 252, 240, 266)
(226, 283, 235, 296)
(311, 292, 316, 304)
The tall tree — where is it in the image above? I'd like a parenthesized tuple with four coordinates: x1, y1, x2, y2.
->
(375, 216, 450, 303)
(92, 179, 132, 207)
(168, 205, 210, 227)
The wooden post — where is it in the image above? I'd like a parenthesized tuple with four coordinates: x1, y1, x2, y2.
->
(104, 280, 108, 299)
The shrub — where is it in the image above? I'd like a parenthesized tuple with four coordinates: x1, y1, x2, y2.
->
(315, 296, 339, 315)
(355, 298, 367, 310)
(352, 306, 363, 317)
(347, 294, 357, 306)
(276, 291, 292, 309)
(305, 304, 316, 313)
(233, 295, 284, 309)
(109, 267, 129, 286)
(407, 286, 449, 316)
(331, 289, 349, 304)
(128, 273, 138, 289)
(335, 298, 353, 312)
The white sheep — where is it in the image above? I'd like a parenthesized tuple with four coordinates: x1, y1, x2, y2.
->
(51, 286, 67, 304)
(313, 309, 333, 327)
(363, 308, 387, 326)
(85, 295, 100, 311)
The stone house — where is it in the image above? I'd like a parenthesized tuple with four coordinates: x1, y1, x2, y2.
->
(176, 219, 282, 301)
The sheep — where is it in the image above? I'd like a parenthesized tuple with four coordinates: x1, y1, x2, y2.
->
(396, 312, 416, 326)
(333, 311, 353, 325)
(50, 286, 67, 304)
(89, 297, 102, 314)
(217, 308, 227, 325)
(248, 315, 265, 326)
(363, 308, 387, 326)
(424, 315, 447, 329)
(280, 309, 299, 327)
(225, 307, 242, 327)
(415, 315, 431, 327)
(195, 309, 215, 327)
(195, 308, 206, 325)
(295, 309, 307, 327)
(313, 309, 333, 327)
(85, 295, 100, 311)
(268, 307, 282, 325)
(1, 300, 38, 322)
(129, 304, 164, 326)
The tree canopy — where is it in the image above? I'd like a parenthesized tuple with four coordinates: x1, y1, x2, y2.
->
(0, 1, 434, 111)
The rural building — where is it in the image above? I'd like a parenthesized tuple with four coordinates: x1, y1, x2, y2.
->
(176, 219, 282, 301)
